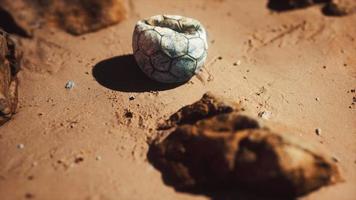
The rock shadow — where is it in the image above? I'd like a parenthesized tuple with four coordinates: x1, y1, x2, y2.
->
(92, 54, 183, 92)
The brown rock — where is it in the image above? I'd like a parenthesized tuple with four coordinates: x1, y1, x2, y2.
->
(0, 29, 21, 125)
(0, 0, 128, 36)
(149, 94, 341, 198)
(322, 0, 356, 16)
(267, 0, 331, 11)
(157, 92, 241, 130)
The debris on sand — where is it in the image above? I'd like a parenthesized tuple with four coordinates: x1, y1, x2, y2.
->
(258, 110, 272, 120)
(315, 128, 322, 136)
(149, 93, 342, 198)
(0, 29, 21, 126)
(0, 0, 128, 36)
(65, 80, 75, 89)
(17, 143, 25, 149)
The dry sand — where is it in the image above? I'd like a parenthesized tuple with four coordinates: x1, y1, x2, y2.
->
(0, 0, 355, 199)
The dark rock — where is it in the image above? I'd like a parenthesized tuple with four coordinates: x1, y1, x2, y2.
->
(267, 0, 331, 11)
(157, 92, 241, 130)
(149, 93, 342, 198)
(322, 0, 356, 16)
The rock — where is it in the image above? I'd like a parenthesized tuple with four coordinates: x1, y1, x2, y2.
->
(267, 0, 331, 11)
(322, 0, 356, 16)
(315, 128, 322, 136)
(65, 80, 75, 89)
(0, 0, 128, 36)
(149, 93, 341, 198)
(0, 29, 21, 126)
(157, 92, 241, 130)
(258, 111, 272, 120)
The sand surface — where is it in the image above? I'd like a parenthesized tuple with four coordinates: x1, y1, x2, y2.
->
(0, 0, 355, 199)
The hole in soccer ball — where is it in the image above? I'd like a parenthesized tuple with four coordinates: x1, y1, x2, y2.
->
(92, 54, 183, 92)
(145, 17, 199, 35)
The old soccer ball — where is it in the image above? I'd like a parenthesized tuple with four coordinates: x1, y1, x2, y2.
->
(132, 15, 208, 83)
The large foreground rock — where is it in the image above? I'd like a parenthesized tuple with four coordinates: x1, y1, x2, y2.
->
(0, 0, 128, 36)
(149, 93, 342, 198)
(0, 29, 21, 125)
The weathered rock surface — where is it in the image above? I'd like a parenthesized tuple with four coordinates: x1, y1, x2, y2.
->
(158, 92, 241, 130)
(0, 29, 21, 125)
(0, 0, 128, 36)
(267, 0, 331, 11)
(322, 0, 356, 16)
(149, 93, 342, 198)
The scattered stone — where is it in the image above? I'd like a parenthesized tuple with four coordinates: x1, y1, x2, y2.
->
(25, 193, 34, 199)
(0, 0, 128, 36)
(129, 96, 135, 101)
(74, 156, 84, 164)
(96, 156, 102, 161)
(332, 156, 339, 163)
(258, 111, 272, 120)
(65, 80, 75, 89)
(315, 97, 320, 101)
(323, 65, 327, 69)
(32, 161, 38, 167)
(267, 0, 330, 12)
(124, 109, 133, 118)
(0, 29, 21, 126)
(322, 0, 356, 16)
(315, 128, 322, 136)
(351, 89, 355, 93)
(17, 143, 24, 149)
(218, 56, 223, 60)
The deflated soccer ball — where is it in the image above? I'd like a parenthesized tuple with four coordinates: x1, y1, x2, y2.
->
(132, 15, 208, 83)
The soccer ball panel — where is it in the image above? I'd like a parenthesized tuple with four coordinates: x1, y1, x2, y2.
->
(161, 33, 188, 58)
(151, 71, 177, 83)
(151, 51, 172, 72)
(138, 30, 162, 56)
(188, 37, 205, 59)
(171, 55, 197, 81)
(196, 51, 208, 72)
(134, 50, 154, 75)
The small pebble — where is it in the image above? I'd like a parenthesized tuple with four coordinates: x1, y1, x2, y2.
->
(25, 193, 34, 199)
(315, 97, 320, 101)
(258, 111, 272, 120)
(332, 156, 339, 163)
(351, 89, 355, 93)
(129, 96, 135, 101)
(218, 56, 222, 60)
(96, 156, 102, 161)
(65, 80, 75, 89)
(315, 128, 321, 136)
(32, 161, 38, 167)
(17, 144, 25, 149)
